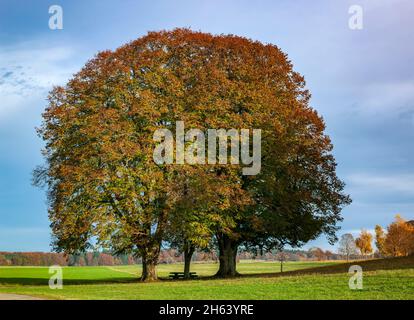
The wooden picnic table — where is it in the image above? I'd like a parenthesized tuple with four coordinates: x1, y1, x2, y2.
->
(168, 272, 198, 279)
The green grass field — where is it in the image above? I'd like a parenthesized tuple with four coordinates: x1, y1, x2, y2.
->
(0, 257, 413, 300)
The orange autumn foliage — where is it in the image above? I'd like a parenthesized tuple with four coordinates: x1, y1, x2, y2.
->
(377, 215, 414, 257)
(355, 229, 373, 256)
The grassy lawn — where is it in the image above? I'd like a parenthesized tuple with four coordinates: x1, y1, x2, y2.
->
(0, 257, 413, 300)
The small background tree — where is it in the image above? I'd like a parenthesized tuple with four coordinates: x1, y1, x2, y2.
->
(338, 233, 358, 261)
(355, 229, 373, 258)
(375, 225, 387, 256)
(276, 250, 288, 273)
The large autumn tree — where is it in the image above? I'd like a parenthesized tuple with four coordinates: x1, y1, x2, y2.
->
(35, 29, 350, 280)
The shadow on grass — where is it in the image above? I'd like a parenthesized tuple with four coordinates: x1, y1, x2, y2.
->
(162, 256, 414, 282)
(238, 255, 414, 279)
(0, 277, 139, 286)
(1, 256, 412, 286)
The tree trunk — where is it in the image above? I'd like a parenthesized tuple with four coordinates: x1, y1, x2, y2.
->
(141, 246, 160, 281)
(183, 243, 195, 279)
(215, 234, 239, 278)
(139, 212, 167, 281)
(141, 259, 157, 281)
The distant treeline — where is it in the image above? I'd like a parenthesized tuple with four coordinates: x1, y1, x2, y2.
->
(0, 248, 346, 266)
(0, 251, 132, 266)
(0, 250, 217, 266)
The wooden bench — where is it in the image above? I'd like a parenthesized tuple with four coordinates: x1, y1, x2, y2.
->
(168, 272, 198, 279)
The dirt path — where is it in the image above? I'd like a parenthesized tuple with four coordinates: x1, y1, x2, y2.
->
(106, 266, 139, 277)
(0, 293, 46, 300)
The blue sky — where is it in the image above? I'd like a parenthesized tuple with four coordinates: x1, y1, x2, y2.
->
(1, 0, 413, 252)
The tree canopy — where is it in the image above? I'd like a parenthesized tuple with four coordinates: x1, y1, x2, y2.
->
(35, 29, 350, 280)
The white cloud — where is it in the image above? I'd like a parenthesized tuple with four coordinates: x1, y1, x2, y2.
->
(347, 173, 414, 195)
(359, 81, 414, 113)
(0, 42, 79, 120)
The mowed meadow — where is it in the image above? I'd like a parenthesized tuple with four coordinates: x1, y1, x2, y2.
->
(0, 257, 413, 300)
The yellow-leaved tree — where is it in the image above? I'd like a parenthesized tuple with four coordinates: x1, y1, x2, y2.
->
(355, 229, 373, 257)
(375, 225, 387, 256)
(383, 215, 414, 257)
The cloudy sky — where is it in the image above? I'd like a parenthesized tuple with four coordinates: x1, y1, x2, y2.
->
(0, 0, 413, 251)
